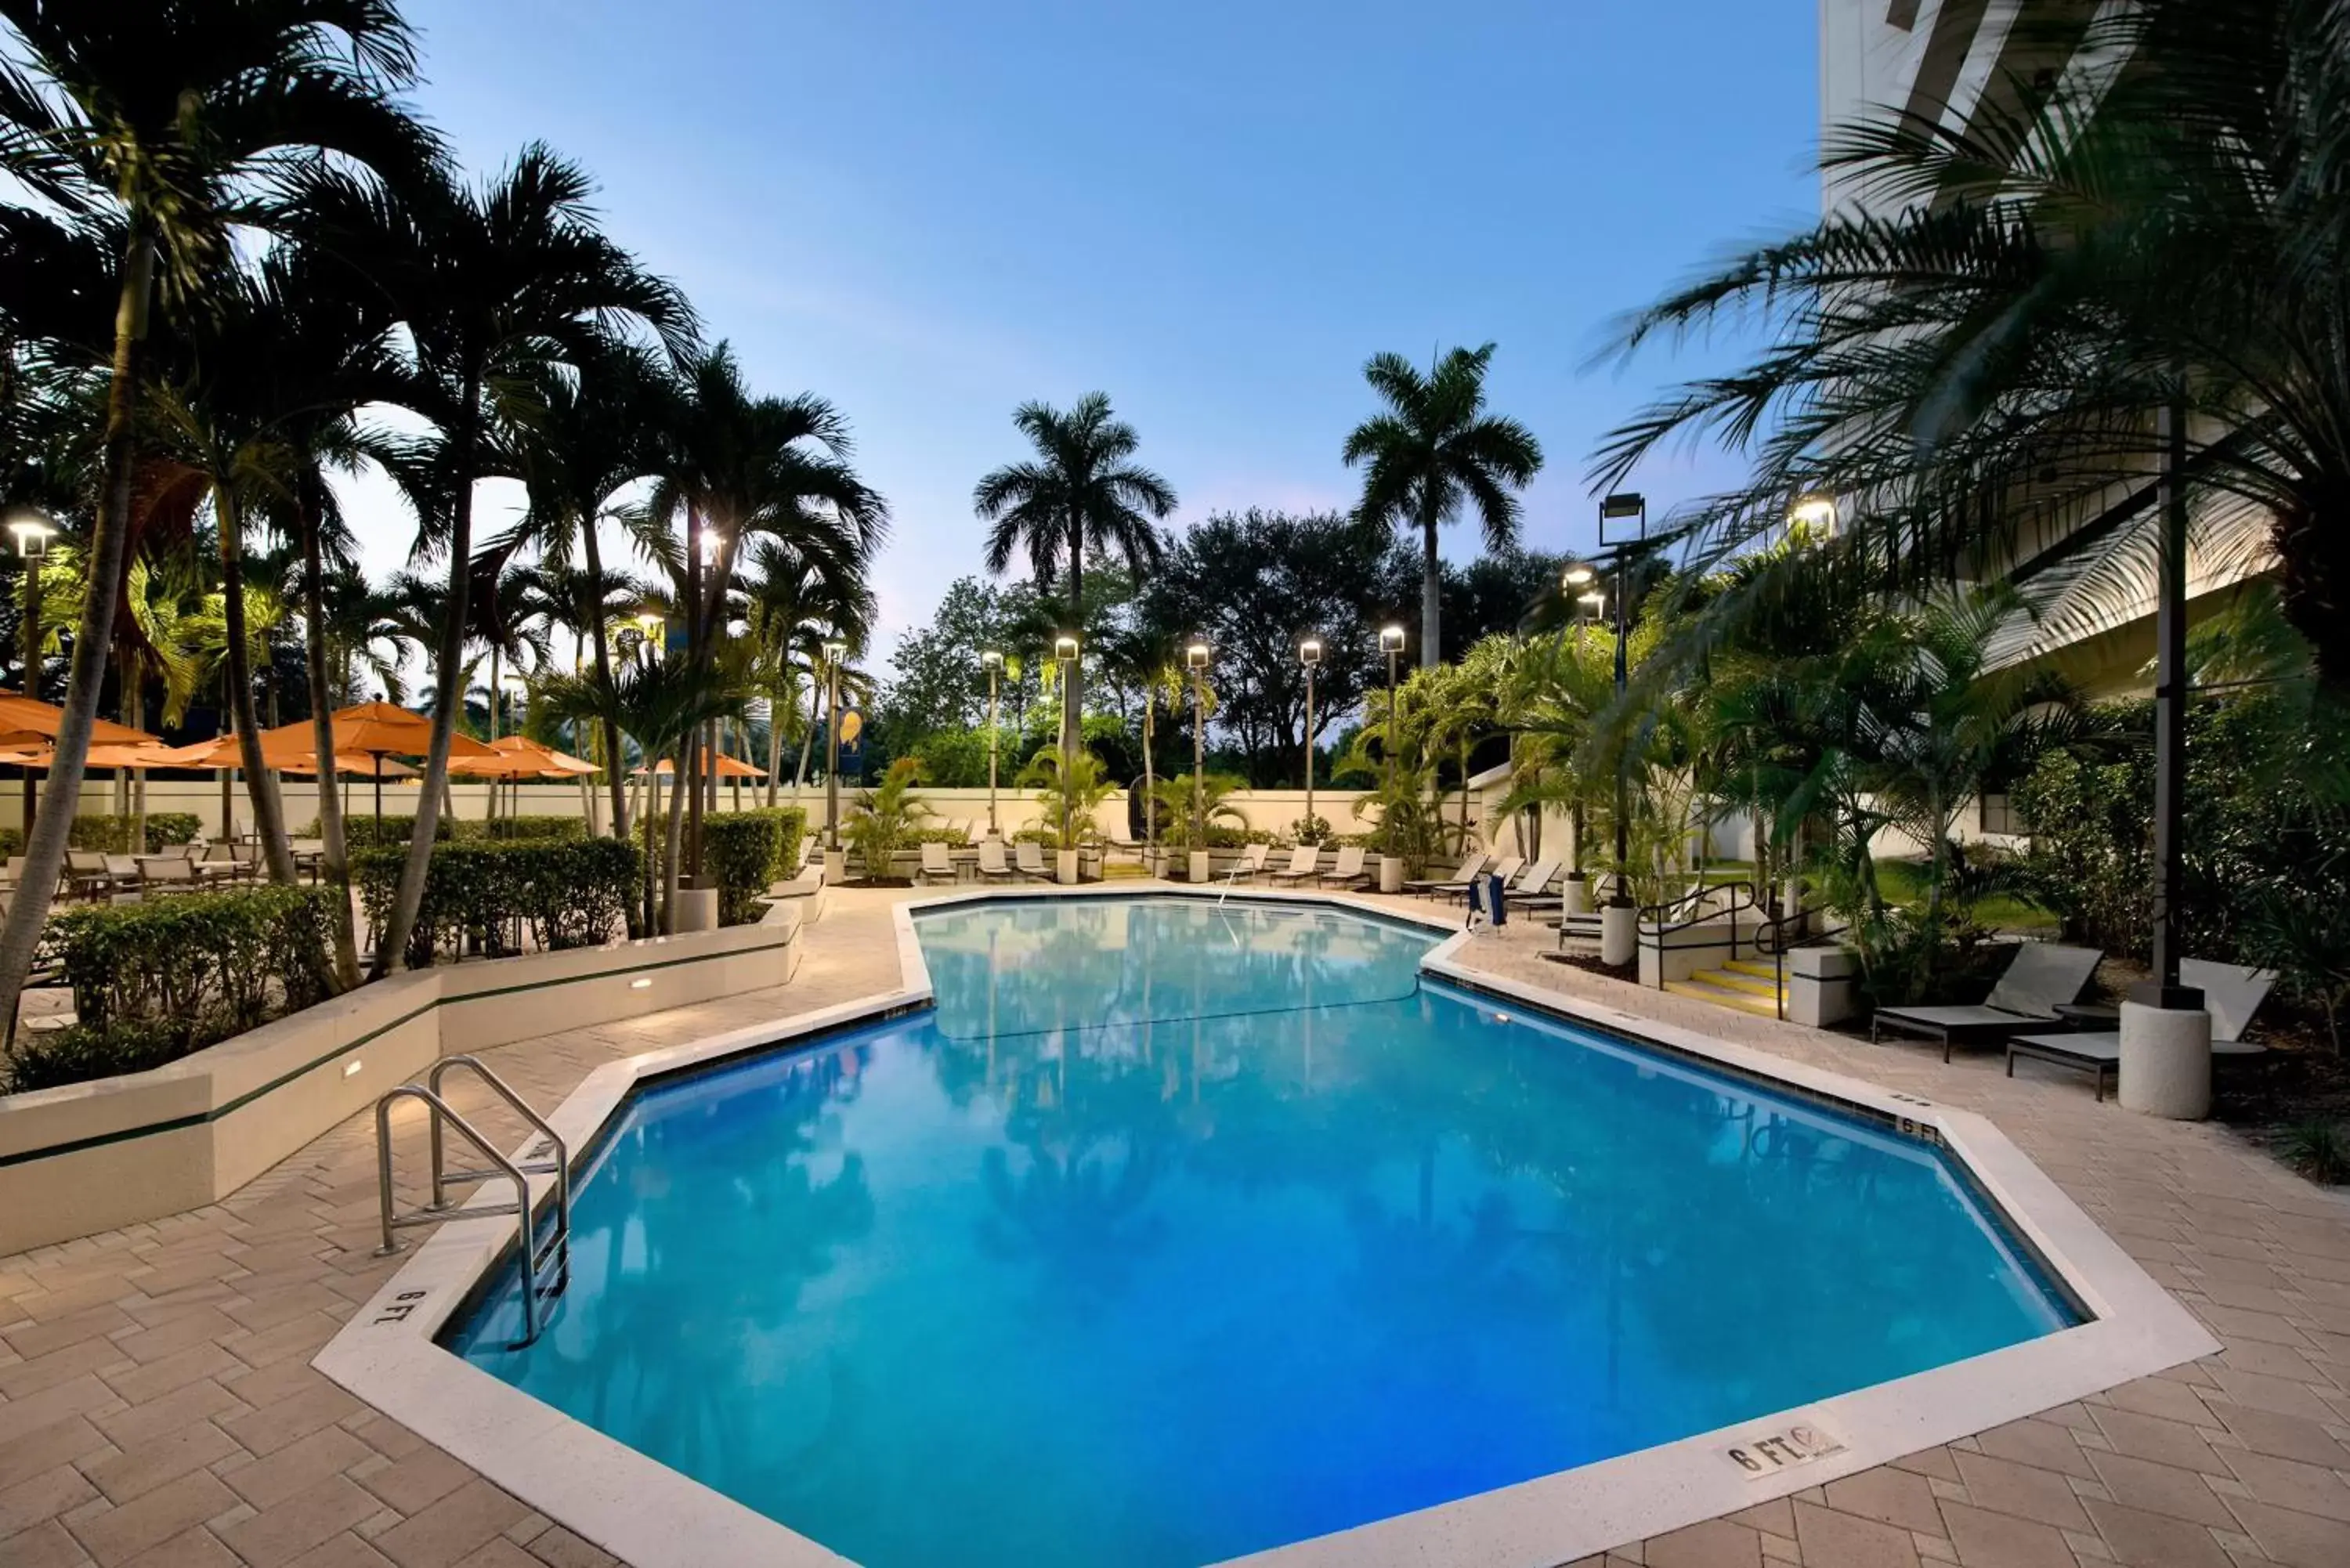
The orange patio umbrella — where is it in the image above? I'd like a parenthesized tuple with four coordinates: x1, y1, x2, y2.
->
(632, 753, 761, 779)
(0, 689, 164, 749)
(487, 735, 598, 775)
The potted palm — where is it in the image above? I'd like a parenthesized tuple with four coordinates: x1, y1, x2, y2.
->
(1019, 749, 1114, 883)
(844, 759, 933, 885)
(1150, 772, 1246, 882)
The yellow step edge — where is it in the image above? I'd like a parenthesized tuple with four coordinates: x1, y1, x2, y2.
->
(1662, 978, 1782, 1017)
(1693, 968, 1784, 998)
(1720, 959, 1780, 980)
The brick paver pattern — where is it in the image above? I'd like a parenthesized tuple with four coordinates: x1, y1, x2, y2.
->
(2, 888, 2346, 1568)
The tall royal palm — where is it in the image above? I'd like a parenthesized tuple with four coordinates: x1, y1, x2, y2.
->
(0, 0, 428, 1025)
(299, 146, 695, 974)
(1343, 344, 1542, 668)
(974, 393, 1175, 763)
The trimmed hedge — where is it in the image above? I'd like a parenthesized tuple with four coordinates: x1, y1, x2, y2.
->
(481, 815, 587, 842)
(306, 814, 472, 851)
(5, 886, 340, 1092)
(0, 812, 204, 858)
(354, 837, 641, 967)
(703, 807, 808, 925)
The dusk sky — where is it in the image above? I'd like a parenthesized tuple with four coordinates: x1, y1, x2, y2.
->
(343, 0, 1823, 655)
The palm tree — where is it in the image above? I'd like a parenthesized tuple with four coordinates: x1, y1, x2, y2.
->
(0, 0, 429, 1024)
(508, 338, 669, 836)
(974, 394, 1176, 766)
(736, 536, 873, 808)
(647, 343, 884, 877)
(298, 146, 696, 975)
(1595, 1, 2350, 688)
(1342, 345, 1542, 668)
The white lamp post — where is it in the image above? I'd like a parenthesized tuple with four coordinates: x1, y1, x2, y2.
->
(1185, 640, 1211, 884)
(1377, 624, 1405, 892)
(822, 638, 847, 867)
(981, 649, 1003, 838)
(9, 513, 54, 841)
(1299, 636, 1321, 833)
(1597, 493, 1647, 968)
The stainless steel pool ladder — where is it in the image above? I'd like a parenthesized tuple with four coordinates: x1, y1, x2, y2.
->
(372, 1056, 571, 1348)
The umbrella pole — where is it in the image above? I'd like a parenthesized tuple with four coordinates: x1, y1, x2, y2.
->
(373, 753, 383, 833)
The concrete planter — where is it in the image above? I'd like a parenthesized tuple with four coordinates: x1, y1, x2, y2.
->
(822, 847, 846, 884)
(1561, 873, 1588, 919)
(1600, 902, 1638, 967)
(671, 887, 718, 933)
(1378, 856, 1405, 894)
(1056, 850, 1079, 885)
(1188, 850, 1212, 883)
(2120, 1000, 2212, 1119)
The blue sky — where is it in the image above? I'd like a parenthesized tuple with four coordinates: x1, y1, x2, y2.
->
(349, 0, 1823, 652)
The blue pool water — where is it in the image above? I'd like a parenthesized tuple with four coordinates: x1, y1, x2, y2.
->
(450, 897, 2076, 1567)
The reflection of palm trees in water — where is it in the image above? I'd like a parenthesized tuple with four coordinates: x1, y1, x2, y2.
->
(557, 1047, 878, 1481)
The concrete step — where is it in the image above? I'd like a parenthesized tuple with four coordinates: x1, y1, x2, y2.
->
(1720, 958, 1781, 981)
(1664, 977, 1783, 1017)
(1696, 966, 1782, 999)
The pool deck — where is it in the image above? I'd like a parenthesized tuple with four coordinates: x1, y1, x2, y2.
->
(3, 884, 2348, 1568)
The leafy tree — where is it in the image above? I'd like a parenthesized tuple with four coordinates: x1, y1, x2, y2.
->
(1342, 344, 1541, 669)
(1137, 509, 1397, 785)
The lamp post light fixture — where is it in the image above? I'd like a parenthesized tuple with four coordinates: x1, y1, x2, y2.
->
(1377, 625, 1406, 884)
(980, 649, 1003, 836)
(633, 612, 663, 663)
(1597, 493, 1647, 946)
(1299, 636, 1322, 829)
(1788, 493, 1838, 535)
(1185, 641, 1211, 867)
(1054, 634, 1081, 850)
(822, 638, 848, 851)
(9, 512, 54, 841)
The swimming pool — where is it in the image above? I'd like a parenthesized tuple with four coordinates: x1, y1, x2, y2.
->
(446, 897, 2078, 1568)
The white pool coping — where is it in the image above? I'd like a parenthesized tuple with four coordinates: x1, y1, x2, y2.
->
(316, 885, 2218, 1568)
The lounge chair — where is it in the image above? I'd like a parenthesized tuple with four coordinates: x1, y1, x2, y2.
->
(976, 840, 1016, 883)
(1013, 842, 1053, 882)
(1316, 844, 1370, 889)
(2006, 959, 2277, 1101)
(1871, 942, 2105, 1061)
(1501, 858, 1564, 907)
(917, 841, 958, 886)
(1264, 845, 1321, 886)
(1225, 843, 1270, 883)
(64, 850, 115, 900)
(1439, 854, 1524, 903)
(1404, 851, 1490, 898)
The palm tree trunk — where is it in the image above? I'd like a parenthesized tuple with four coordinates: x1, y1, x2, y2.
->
(298, 468, 359, 990)
(1063, 522, 1083, 847)
(1142, 700, 1157, 873)
(793, 672, 818, 788)
(765, 695, 782, 809)
(660, 731, 690, 931)
(577, 518, 627, 838)
(217, 486, 298, 884)
(0, 233, 154, 1041)
(374, 367, 482, 976)
(1420, 500, 1441, 670)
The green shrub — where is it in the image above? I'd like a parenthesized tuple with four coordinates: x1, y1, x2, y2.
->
(353, 838, 642, 966)
(0, 813, 203, 858)
(481, 815, 587, 843)
(302, 814, 475, 851)
(5, 886, 341, 1092)
(703, 808, 808, 925)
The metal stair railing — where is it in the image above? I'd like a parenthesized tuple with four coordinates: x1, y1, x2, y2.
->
(372, 1057, 571, 1349)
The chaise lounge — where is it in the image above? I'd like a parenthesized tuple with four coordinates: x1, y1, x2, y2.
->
(1870, 941, 2104, 1061)
(2005, 959, 2276, 1101)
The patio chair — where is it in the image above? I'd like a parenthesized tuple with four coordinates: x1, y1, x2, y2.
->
(2005, 959, 2278, 1101)
(136, 855, 199, 895)
(1404, 851, 1490, 898)
(1013, 841, 1053, 881)
(195, 842, 241, 885)
(976, 839, 1016, 883)
(1870, 942, 2104, 1061)
(1501, 858, 1564, 907)
(1227, 843, 1270, 883)
(1316, 844, 1371, 889)
(917, 840, 959, 886)
(1438, 853, 1524, 903)
(1264, 845, 1321, 886)
(64, 850, 116, 900)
